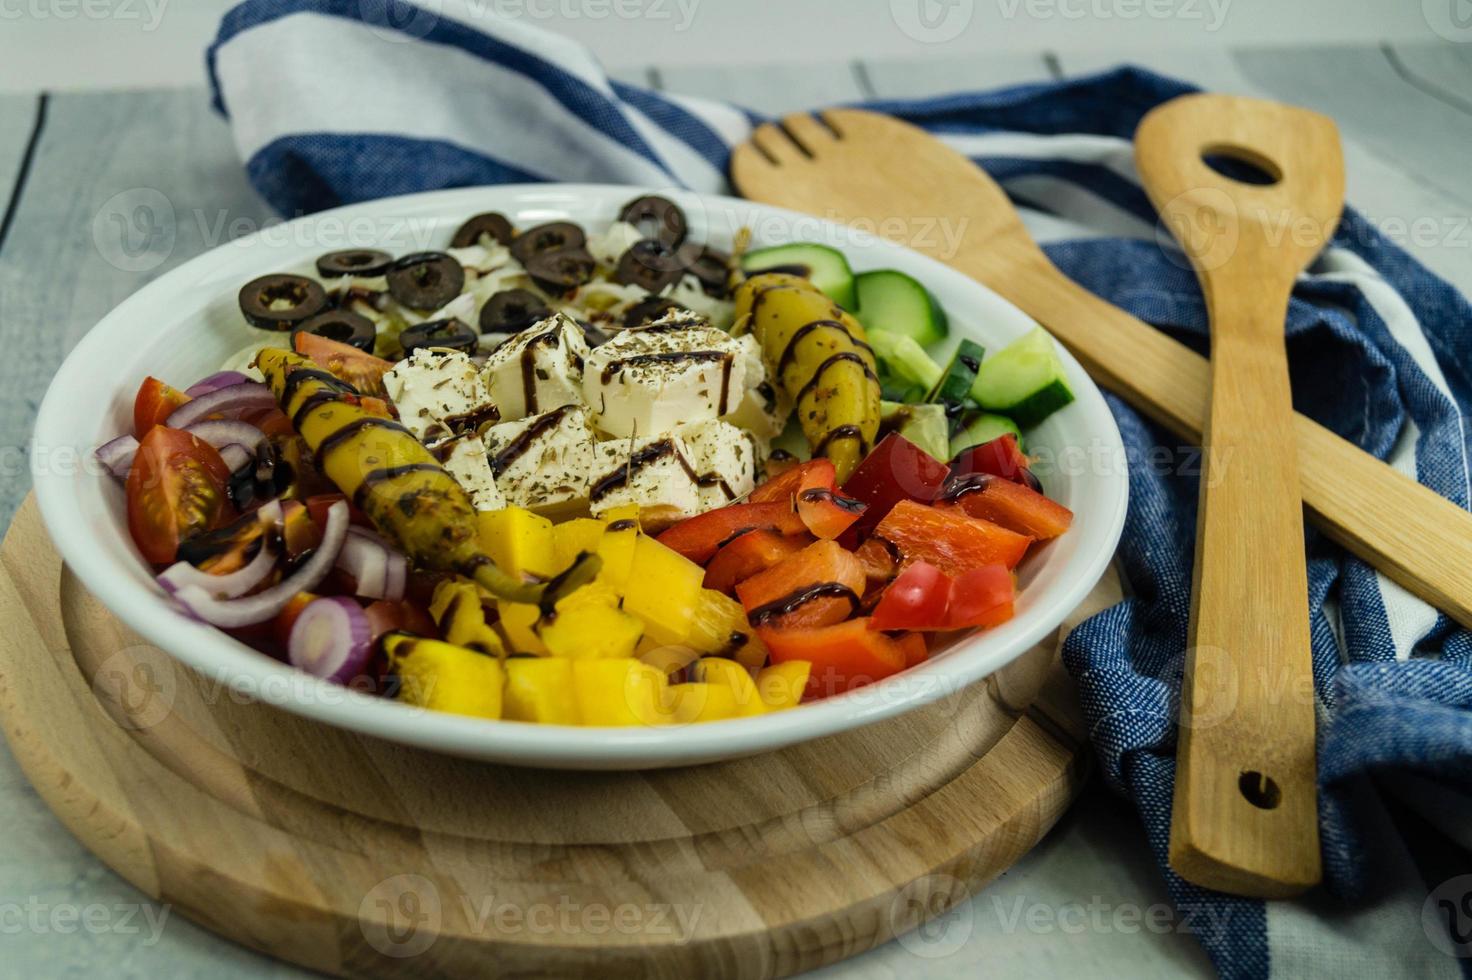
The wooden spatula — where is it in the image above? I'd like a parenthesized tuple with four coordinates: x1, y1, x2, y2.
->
(1133, 93, 1339, 897)
(730, 110, 1472, 635)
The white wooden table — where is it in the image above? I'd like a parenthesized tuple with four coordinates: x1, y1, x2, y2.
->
(0, 40, 1468, 978)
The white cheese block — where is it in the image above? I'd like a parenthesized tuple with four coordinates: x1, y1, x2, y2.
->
(441, 437, 505, 511)
(480, 313, 590, 421)
(582, 317, 746, 438)
(383, 348, 499, 445)
(481, 404, 596, 514)
(588, 432, 704, 526)
(721, 332, 788, 442)
(584, 221, 644, 266)
(678, 418, 757, 511)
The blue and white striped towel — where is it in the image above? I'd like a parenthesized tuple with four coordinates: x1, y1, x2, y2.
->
(209, 3, 1472, 975)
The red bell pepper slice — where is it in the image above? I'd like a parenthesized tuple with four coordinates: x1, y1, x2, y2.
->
(938, 474, 1073, 540)
(750, 458, 867, 539)
(761, 617, 909, 699)
(655, 500, 806, 565)
(869, 561, 951, 631)
(735, 539, 866, 630)
(949, 434, 1032, 484)
(855, 535, 899, 589)
(703, 528, 812, 594)
(874, 499, 1031, 574)
(840, 433, 951, 539)
(897, 631, 930, 669)
(945, 565, 1016, 629)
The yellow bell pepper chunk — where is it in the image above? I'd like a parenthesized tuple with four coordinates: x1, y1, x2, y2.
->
(503, 657, 579, 724)
(552, 518, 605, 571)
(429, 579, 506, 657)
(690, 657, 766, 716)
(593, 519, 641, 594)
(757, 661, 811, 711)
(685, 588, 766, 671)
(384, 634, 504, 719)
(497, 601, 548, 655)
(599, 504, 641, 528)
(541, 603, 644, 659)
(621, 534, 704, 645)
(637, 640, 701, 679)
(479, 507, 558, 580)
(572, 658, 668, 726)
(668, 682, 741, 724)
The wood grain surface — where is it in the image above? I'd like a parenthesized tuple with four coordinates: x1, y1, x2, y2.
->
(1134, 93, 1338, 897)
(0, 495, 1114, 978)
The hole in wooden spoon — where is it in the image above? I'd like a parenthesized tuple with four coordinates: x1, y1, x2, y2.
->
(1201, 145, 1281, 186)
(1238, 770, 1282, 809)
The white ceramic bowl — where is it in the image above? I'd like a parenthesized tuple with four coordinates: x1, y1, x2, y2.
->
(32, 185, 1126, 770)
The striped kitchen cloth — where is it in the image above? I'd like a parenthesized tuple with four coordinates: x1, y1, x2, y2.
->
(207, 3, 1472, 976)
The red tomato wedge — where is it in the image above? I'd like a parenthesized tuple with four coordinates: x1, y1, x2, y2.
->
(840, 433, 951, 539)
(875, 499, 1031, 574)
(938, 475, 1073, 540)
(949, 434, 1031, 484)
(657, 501, 806, 565)
(126, 426, 233, 564)
(703, 529, 811, 594)
(293, 331, 393, 396)
(735, 539, 866, 630)
(869, 561, 951, 631)
(761, 617, 908, 699)
(132, 376, 190, 438)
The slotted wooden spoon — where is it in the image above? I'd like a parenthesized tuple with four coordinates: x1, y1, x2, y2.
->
(1133, 93, 1339, 896)
(731, 110, 1472, 636)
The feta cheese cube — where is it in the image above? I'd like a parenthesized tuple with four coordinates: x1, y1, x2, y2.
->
(441, 436, 505, 511)
(678, 419, 757, 511)
(383, 348, 499, 445)
(481, 404, 596, 514)
(480, 313, 590, 421)
(588, 432, 704, 527)
(582, 317, 746, 438)
(721, 332, 788, 441)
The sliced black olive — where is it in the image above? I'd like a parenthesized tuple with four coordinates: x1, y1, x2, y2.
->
(386, 252, 465, 310)
(678, 242, 731, 297)
(451, 212, 515, 249)
(315, 249, 393, 279)
(292, 310, 378, 353)
(524, 247, 596, 295)
(509, 221, 586, 266)
(622, 295, 687, 328)
(399, 317, 479, 356)
(618, 195, 687, 247)
(479, 288, 552, 334)
(615, 238, 683, 293)
(238, 274, 329, 331)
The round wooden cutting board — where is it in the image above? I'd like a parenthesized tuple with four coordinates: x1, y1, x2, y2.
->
(0, 495, 1115, 978)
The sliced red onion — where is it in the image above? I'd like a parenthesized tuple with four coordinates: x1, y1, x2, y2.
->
(336, 526, 406, 600)
(95, 433, 139, 479)
(183, 419, 265, 453)
(288, 596, 374, 684)
(157, 502, 283, 599)
(185, 370, 250, 397)
(164, 381, 276, 429)
(170, 500, 348, 628)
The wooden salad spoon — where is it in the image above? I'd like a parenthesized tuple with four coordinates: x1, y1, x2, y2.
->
(1133, 93, 1340, 896)
(730, 109, 1472, 635)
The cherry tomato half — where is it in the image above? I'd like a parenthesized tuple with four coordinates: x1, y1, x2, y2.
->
(126, 426, 233, 564)
(132, 376, 190, 438)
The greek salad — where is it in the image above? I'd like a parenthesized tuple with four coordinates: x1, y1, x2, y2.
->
(95, 196, 1077, 726)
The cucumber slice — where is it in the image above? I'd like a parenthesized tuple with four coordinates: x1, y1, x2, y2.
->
(927, 338, 985, 406)
(949, 412, 1022, 458)
(869, 329, 942, 395)
(742, 243, 857, 309)
(971, 327, 1075, 428)
(855, 269, 948, 348)
(880, 401, 950, 463)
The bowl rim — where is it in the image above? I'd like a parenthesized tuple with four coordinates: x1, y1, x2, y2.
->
(32, 183, 1127, 768)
